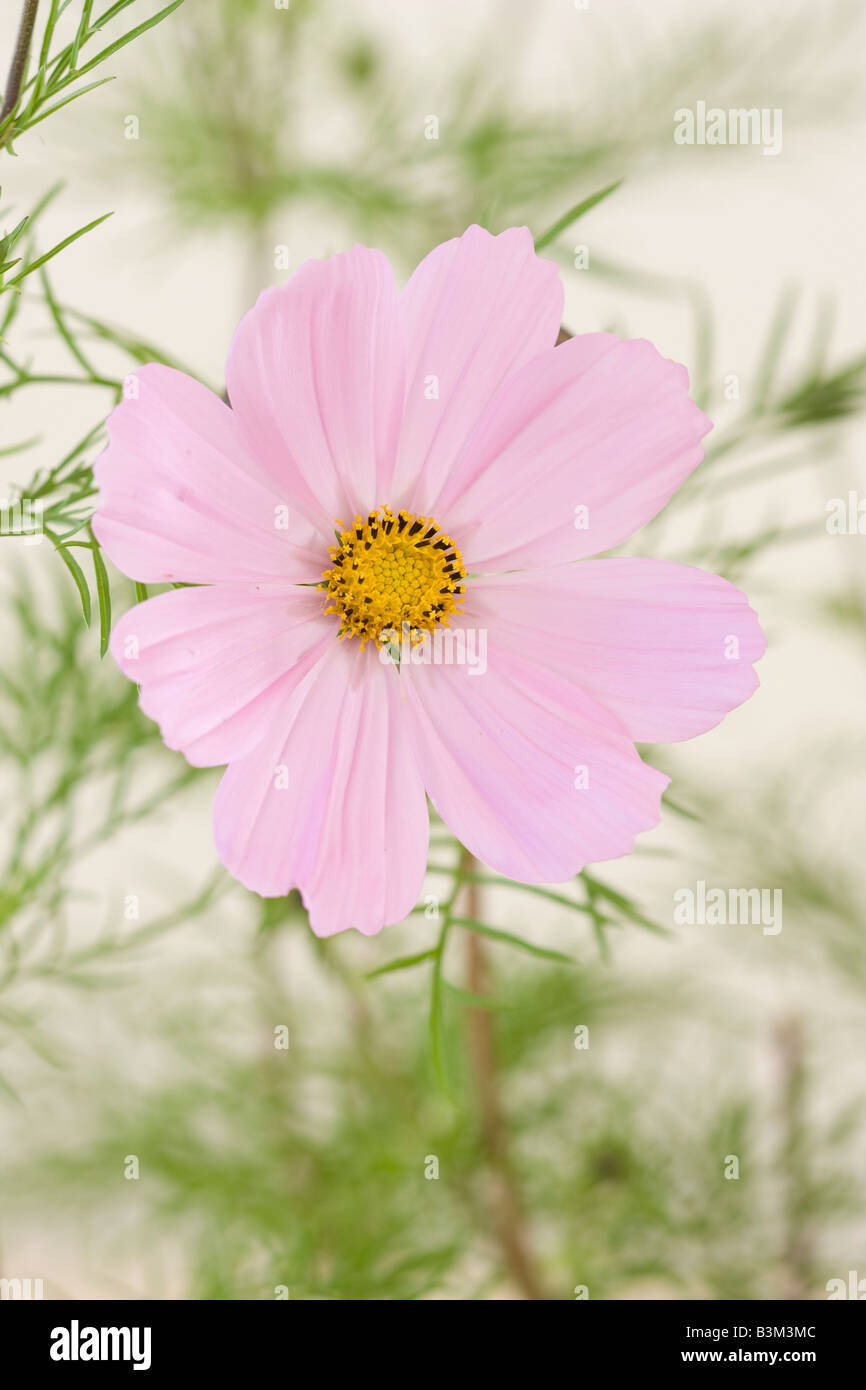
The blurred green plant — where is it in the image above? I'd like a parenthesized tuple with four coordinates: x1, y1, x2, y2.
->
(1, 2, 189, 643)
(1, 910, 858, 1298)
(98, 0, 863, 266)
(0, 573, 228, 1101)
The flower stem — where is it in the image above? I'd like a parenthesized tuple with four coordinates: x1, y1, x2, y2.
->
(460, 846, 549, 1300)
(1, 0, 40, 130)
(775, 1015, 813, 1298)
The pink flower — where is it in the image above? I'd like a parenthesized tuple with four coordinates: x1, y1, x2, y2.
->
(93, 226, 765, 937)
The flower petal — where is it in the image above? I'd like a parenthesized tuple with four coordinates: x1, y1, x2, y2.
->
(391, 225, 563, 515)
(468, 559, 766, 744)
(110, 584, 332, 767)
(440, 334, 712, 568)
(213, 642, 429, 935)
(93, 364, 322, 584)
(225, 245, 406, 536)
(401, 641, 668, 883)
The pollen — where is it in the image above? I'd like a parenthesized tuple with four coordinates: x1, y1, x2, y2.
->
(322, 506, 467, 647)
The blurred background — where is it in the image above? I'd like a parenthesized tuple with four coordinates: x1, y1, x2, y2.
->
(0, 0, 864, 1300)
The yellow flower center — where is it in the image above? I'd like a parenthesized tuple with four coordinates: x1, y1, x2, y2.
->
(322, 506, 466, 648)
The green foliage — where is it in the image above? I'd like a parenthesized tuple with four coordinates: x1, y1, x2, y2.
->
(2, 928, 858, 1298)
(0, 0, 185, 155)
(0, 575, 224, 1091)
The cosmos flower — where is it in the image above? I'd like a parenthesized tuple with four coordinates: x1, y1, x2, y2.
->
(93, 226, 765, 936)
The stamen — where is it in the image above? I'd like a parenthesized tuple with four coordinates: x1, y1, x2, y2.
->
(321, 505, 467, 648)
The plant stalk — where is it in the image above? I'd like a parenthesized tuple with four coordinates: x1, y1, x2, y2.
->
(1, 0, 40, 130)
(461, 846, 549, 1299)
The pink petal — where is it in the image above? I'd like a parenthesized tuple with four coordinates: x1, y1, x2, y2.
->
(468, 559, 766, 744)
(214, 642, 429, 935)
(440, 334, 712, 568)
(401, 643, 669, 883)
(111, 585, 332, 767)
(391, 225, 563, 515)
(225, 245, 406, 536)
(93, 364, 322, 584)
